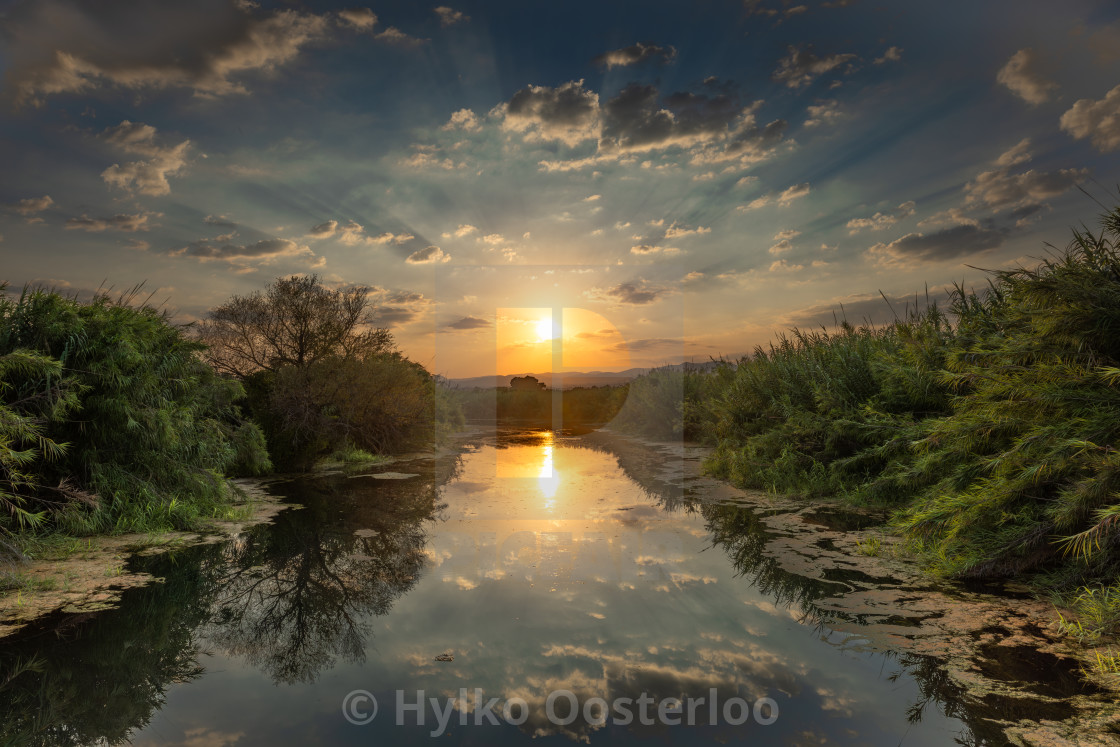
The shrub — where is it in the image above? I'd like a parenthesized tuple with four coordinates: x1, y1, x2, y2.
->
(0, 287, 270, 537)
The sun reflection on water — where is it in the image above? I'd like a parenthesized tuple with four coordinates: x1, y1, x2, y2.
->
(538, 432, 561, 506)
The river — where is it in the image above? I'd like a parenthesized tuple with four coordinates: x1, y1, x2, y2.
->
(0, 428, 1109, 745)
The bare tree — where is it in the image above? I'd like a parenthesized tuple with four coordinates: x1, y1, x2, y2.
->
(196, 275, 394, 378)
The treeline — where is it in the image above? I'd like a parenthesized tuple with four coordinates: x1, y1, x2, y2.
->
(453, 384, 628, 427)
(622, 204, 1120, 614)
(0, 276, 460, 555)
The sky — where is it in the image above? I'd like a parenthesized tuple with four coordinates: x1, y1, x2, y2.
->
(2, 0, 1120, 378)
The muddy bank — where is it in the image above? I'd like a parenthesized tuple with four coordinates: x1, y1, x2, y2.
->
(0, 480, 293, 640)
(580, 429, 1120, 747)
(0, 428, 483, 641)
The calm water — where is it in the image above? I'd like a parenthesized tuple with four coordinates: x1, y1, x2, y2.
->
(1, 430, 1013, 745)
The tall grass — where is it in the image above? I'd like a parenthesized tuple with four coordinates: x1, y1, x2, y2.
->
(0, 287, 270, 544)
(619, 203, 1120, 613)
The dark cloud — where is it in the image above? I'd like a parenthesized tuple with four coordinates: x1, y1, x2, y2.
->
(966, 163, 1086, 211)
(600, 84, 740, 153)
(867, 225, 1006, 267)
(592, 42, 676, 69)
(445, 316, 491, 330)
(724, 118, 787, 158)
(5, 1, 332, 105)
(588, 279, 670, 305)
(369, 306, 419, 325)
(500, 80, 600, 145)
(772, 45, 857, 88)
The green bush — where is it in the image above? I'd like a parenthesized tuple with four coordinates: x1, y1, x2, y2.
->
(700, 203, 1120, 593)
(0, 287, 270, 538)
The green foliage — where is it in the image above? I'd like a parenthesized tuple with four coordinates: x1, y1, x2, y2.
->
(697, 203, 1120, 595)
(706, 306, 953, 501)
(1055, 585, 1120, 642)
(265, 353, 440, 467)
(0, 287, 270, 538)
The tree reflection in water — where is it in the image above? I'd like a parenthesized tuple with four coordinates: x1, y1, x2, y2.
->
(0, 456, 455, 744)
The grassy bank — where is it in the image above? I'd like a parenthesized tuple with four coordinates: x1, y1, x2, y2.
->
(620, 204, 1120, 638)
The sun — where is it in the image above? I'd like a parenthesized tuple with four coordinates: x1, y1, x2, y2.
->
(535, 316, 557, 342)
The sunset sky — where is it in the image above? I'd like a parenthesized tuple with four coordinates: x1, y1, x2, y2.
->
(2, 0, 1119, 377)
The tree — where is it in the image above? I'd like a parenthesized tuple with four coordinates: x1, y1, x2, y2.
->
(195, 274, 394, 379)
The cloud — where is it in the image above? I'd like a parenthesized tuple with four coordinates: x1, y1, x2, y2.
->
(995, 138, 1032, 168)
(10, 195, 54, 219)
(308, 219, 413, 245)
(1060, 85, 1120, 152)
(867, 224, 1006, 267)
(846, 201, 916, 234)
(804, 99, 842, 128)
(600, 83, 743, 154)
(592, 42, 676, 69)
(434, 6, 469, 27)
(774, 229, 801, 241)
(497, 80, 600, 146)
(6, 3, 332, 105)
(589, 279, 669, 305)
(204, 214, 238, 229)
(100, 121, 190, 196)
(873, 46, 903, 64)
(996, 48, 1057, 105)
(629, 244, 679, 256)
(442, 108, 481, 132)
(445, 316, 490, 330)
(405, 245, 450, 264)
(368, 288, 432, 326)
(777, 182, 811, 204)
(965, 142, 1086, 210)
(768, 239, 793, 255)
(174, 237, 312, 262)
(772, 45, 857, 88)
(374, 27, 426, 46)
(502, 80, 785, 170)
(737, 195, 772, 211)
(337, 8, 377, 30)
(768, 258, 804, 272)
(308, 220, 339, 238)
(663, 222, 711, 239)
(441, 224, 478, 239)
(64, 212, 152, 232)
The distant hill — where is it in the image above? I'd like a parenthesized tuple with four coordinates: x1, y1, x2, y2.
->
(447, 361, 724, 390)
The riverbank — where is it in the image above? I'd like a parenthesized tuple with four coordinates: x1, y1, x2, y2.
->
(0, 428, 488, 640)
(0, 481, 290, 639)
(580, 428, 1120, 746)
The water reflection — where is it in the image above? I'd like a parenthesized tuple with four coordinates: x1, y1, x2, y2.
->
(0, 458, 453, 744)
(0, 430, 1092, 746)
